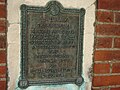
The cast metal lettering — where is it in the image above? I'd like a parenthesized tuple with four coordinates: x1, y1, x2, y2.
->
(19, 1, 85, 89)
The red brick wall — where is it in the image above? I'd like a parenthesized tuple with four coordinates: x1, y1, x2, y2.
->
(92, 0, 120, 90)
(0, 0, 7, 90)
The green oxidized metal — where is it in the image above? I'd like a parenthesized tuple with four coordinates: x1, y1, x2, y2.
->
(19, 1, 85, 89)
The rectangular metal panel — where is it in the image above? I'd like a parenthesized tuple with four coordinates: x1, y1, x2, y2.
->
(19, 1, 85, 89)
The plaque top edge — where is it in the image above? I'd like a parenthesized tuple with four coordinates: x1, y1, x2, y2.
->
(20, 1, 86, 14)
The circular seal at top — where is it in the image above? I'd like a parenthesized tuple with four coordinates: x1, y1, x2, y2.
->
(50, 4, 60, 16)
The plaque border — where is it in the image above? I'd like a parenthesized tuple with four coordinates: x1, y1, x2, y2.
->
(19, 1, 85, 89)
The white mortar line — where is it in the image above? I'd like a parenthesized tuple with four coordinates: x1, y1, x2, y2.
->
(92, 87, 110, 90)
(0, 2, 5, 5)
(97, 35, 120, 38)
(93, 85, 120, 88)
(109, 85, 120, 88)
(96, 48, 120, 50)
(94, 73, 120, 76)
(112, 38, 115, 48)
(113, 12, 116, 23)
(0, 48, 6, 51)
(110, 63, 113, 74)
(0, 18, 6, 21)
(97, 21, 120, 25)
(0, 33, 6, 36)
(97, 9, 120, 13)
(94, 61, 110, 64)
(110, 61, 120, 63)
(95, 61, 120, 64)
(0, 63, 6, 66)
(0, 78, 6, 81)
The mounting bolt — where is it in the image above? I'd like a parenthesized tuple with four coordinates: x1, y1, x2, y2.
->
(75, 77, 84, 86)
(18, 79, 29, 89)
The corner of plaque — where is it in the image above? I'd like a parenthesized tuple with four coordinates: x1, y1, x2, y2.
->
(80, 8, 86, 16)
(18, 79, 29, 89)
(20, 4, 28, 11)
(75, 77, 84, 86)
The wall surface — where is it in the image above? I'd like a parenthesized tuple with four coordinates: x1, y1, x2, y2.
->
(92, 0, 120, 90)
(7, 0, 95, 90)
(0, 0, 7, 90)
(0, 0, 119, 90)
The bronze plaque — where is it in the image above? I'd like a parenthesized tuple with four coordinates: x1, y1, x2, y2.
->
(19, 1, 85, 89)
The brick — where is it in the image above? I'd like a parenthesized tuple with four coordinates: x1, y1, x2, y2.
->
(0, 81, 6, 90)
(95, 38, 112, 48)
(114, 38, 120, 48)
(112, 63, 120, 73)
(93, 75, 120, 87)
(96, 24, 120, 36)
(102, 88, 109, 90)
(0, 0, 5, 2)
(98, 0, 120, 10)
(92, 88, 99, 90)
(0, 4, 6, 18)
(0, 20, 6, 27)
(0, 20, 6, 32)
(0, 36, 6, 48)
(0, 66, 6, 75)
(0, 51, 6, 63)
(94, 63, 110, 74)
(115, 12, 120, 23)
(97, 11, 114, 22)
(94, 50, 120, 61)
(111, 87, 120, 90)
(92, 88, 109, 90)
(0, 26, 5, 32)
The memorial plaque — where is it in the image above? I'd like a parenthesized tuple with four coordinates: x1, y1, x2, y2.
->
(19, 1, 85, 89)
